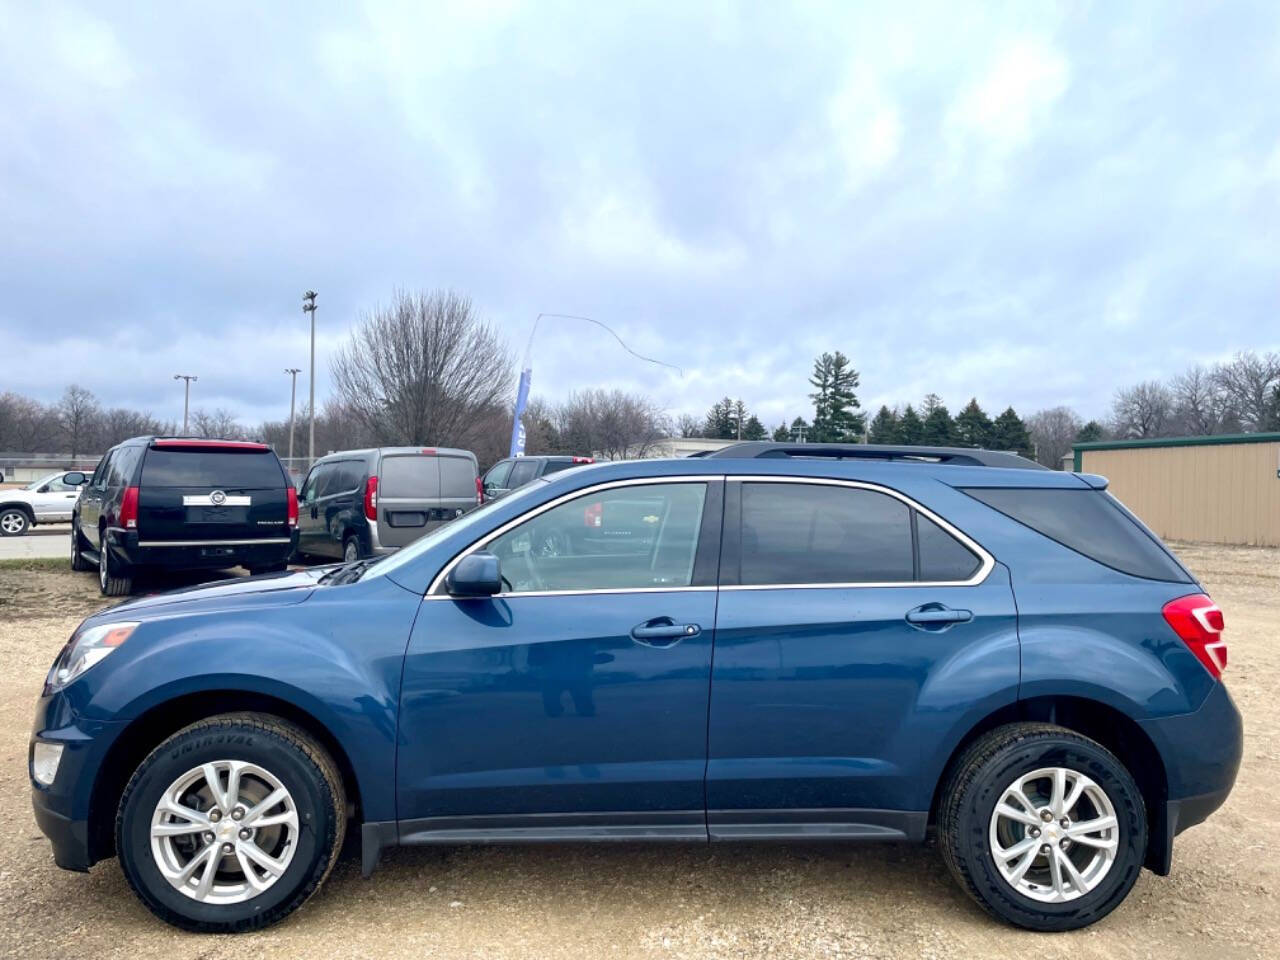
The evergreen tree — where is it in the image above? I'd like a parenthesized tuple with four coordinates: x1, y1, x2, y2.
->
(808, 350, 864, 442)
(897, 404, 924, 445)
(703, 397, 735, 439)
(922, 392, 944, 417)
(992, 407, 1034, 459)
(921, 402, 955, 445)
(742, 415, 767, 441)
(731, 399, 748, 438)
(1076, 420, 1106, 444)
(772, 422, 790, 442)
(868, 405, 899, 444)
(954, 398, 993, 448)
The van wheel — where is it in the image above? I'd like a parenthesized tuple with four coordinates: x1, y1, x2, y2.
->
(115, 713, 345, 932)
(938, 722, 1146, 931)
(71, 521, 92, 571)
(0, 507, 30, 536)
(342, 536, 360, 563)
(98, 539, 133, 596)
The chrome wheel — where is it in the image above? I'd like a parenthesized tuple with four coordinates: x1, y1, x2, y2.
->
(989, 766, 1119, 903)
(98, 541, 108, 589)
(343, 538, 359, 563)
(150, 760, 299, 904)
(0, 509, 27, 535)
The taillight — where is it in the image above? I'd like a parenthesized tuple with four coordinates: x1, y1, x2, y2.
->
(584, 502, 602, 528)
(286, 487, 298, 528)
(1163, 593, 1227, 678)
(572, 456, 594, 464)
(119, 487, 139, 530)
(364, 476, 378, 522)
(476, 475, 484, 504)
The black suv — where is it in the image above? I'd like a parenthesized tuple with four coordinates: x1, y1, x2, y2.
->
(480, 455, 594, 502)
(71, 437, 298, 595)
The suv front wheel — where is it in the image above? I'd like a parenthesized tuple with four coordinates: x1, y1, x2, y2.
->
(939, 722, 1147, 931)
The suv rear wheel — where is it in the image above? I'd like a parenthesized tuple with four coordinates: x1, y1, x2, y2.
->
(115, 714, 345, 932)
(939, 722, 1146, 931)
(98, 538, 133, 596)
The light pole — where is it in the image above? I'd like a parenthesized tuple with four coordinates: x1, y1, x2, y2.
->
(173, 374, 197, 433)
(284, 368, 301, 464)
(302, 291, 317, 464)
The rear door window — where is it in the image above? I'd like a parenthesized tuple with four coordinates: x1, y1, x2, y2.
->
(507, 459, 539, 489)
(963, 487, 1188, 582)
(141, 450, 285, 488)
(439, 455, 476, 497)
(381, 455, 440, 499)
(329, 461, 363, 496)
(739, 483, 914, 584)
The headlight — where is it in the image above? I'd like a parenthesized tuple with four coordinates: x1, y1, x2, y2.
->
(47, 621, 138, 690)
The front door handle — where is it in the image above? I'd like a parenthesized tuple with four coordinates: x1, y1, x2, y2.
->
(905, 603, 973, 631)
(630, 618, 700, 647)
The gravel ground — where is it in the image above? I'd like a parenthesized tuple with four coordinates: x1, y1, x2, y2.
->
(0, 545, 1275, 959)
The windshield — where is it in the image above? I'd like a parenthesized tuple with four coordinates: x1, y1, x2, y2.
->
(23, 472, 63, 491)
(363, 478, 549, 583)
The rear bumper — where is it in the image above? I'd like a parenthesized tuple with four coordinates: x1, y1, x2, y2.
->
(106, 528, 298, 569)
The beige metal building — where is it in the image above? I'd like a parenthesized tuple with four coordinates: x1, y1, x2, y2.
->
(1074, 433, 1280, 547)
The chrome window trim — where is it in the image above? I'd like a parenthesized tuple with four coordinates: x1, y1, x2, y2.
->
(426, 476, 719, 597)
(723, 475, 993, 589)
(427, 473, 994, 598)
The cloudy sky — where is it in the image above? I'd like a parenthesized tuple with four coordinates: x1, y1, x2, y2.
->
(2, 1, 1277, 431)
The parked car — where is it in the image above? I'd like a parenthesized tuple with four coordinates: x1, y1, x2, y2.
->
(480, 454, 594, 502)
(70, 437, 298, 595)
(32, 442, 1240, 932)
(0, 470, 89, 536)
(295, 447, 478, 563)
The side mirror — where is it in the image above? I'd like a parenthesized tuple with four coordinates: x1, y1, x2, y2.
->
(64, 472, 86, 487)
(445, 551, 502, 597)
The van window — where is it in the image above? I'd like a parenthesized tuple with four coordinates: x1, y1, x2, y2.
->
(439, 455, 477, 498)
(740, 483, 913, 584)
(381, 455, 440, 498)
(963, 487, 1188, 582)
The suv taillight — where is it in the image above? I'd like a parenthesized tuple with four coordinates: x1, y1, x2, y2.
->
(476, 475, 483, 504)
(119, 486, 139, 530)
(286, 487, 298, 528)
(364, 476, 378, 522)
(1162, 593, 1227, 678)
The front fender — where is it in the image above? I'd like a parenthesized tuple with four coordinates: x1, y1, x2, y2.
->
(66, 576, 421, 822)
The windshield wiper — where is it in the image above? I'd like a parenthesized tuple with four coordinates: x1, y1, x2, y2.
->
(318, 557, 378, 585)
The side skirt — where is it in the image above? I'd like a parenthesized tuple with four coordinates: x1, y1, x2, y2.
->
(361, 809, 927, 876)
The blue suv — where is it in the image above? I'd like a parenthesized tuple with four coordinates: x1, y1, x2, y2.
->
(30, 442, 1241, 932)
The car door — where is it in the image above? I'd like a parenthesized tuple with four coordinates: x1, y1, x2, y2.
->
(705, 477, 1019, 840)
(297, 463, 331, 557)
(481, 460, 514, 502)
(30, 474, 79, 521)
(79, 453, 113, 548)
(396, 477, 723, 839)
(505, 458, 539, 495)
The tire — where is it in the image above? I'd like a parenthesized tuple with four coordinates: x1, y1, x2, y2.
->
(342, 536, 360, 563)
(98, 537, 133, 596)
(0, 507, 30, 537)
(71, 521, 92, 571)
(938, 722, 1147, 931)
(115, 713, 346, 933)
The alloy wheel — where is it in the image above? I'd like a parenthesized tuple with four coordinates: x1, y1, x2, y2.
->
(149, 760, 299, 904)
(0, 510, 27, 535)
(988, 766, 1119, 903)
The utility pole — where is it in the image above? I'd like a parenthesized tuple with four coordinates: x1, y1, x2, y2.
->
(285, 368, 301, 464)
(173, 374, 197, 433)
(302, 291, 317, 464)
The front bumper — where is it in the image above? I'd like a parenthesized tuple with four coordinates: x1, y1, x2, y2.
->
(30, 690, 126, 872)
(106, 527, 298, 570)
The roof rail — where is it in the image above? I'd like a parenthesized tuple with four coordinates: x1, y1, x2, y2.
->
(701, 441, 1046, 470)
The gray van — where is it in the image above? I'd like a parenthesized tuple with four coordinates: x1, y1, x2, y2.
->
(296, 447, 478, 562)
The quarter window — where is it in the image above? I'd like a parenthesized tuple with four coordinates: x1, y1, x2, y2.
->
(739, 483, 914, 585)
(486, 482, 707, 593)
(917, 513, 981, 581)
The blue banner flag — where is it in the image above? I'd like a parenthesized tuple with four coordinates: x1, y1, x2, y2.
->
(509, 367, 532, 457)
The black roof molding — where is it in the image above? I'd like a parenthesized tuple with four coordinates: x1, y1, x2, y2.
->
(701, 442, 1046, 470)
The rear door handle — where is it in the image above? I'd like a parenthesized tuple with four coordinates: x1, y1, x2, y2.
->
(905, 604, 973, 630)
(630, 618, 700, 647)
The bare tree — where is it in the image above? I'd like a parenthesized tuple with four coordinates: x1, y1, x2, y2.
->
(1110, 381, 1173, 439)
(675, 413, 702, 438)
(553, 389, 672, 460)
(1170, 365, 1238, 436)
(331, 289, 513, 449)
(57, 385, 101, 458)
(100, 408, 173, 447)
(1212, 351, 1280, 431)
(0, 391, 59, 452)
(189, 408, 247, 439)
(1027, 406, 1082, 468)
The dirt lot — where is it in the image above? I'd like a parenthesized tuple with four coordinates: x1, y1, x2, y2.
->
(0, 545, 1275, 959)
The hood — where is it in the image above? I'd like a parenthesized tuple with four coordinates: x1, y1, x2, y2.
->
(97, 567, 329, 619)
